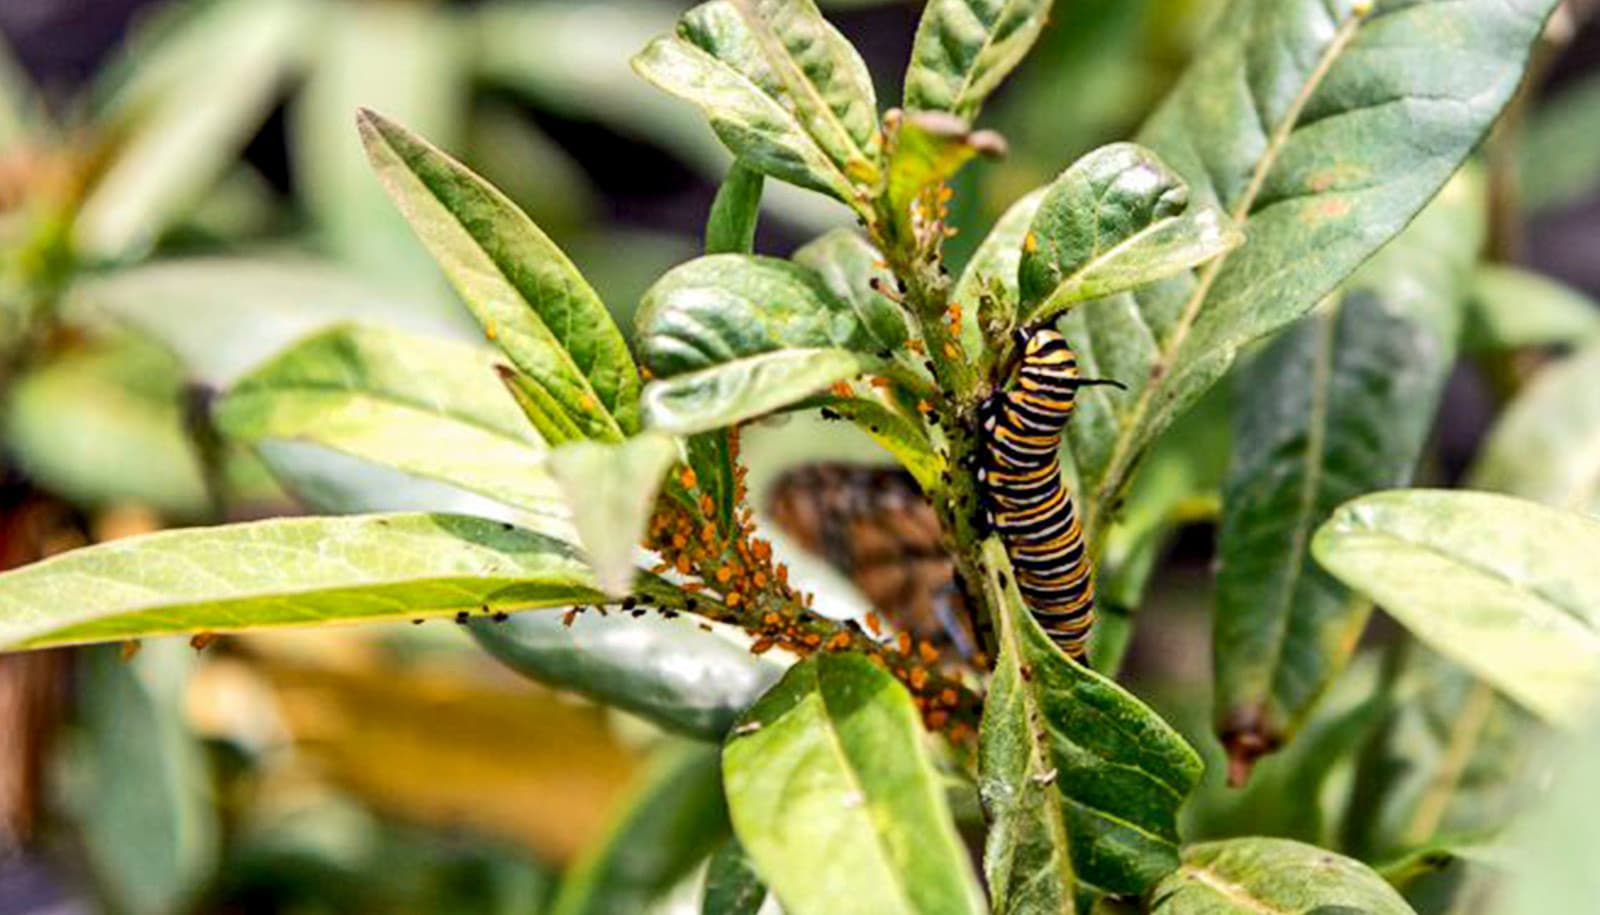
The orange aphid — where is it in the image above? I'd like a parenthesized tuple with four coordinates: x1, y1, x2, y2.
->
(830, 381, 853, 397)
(715, 567, 732, 584)
(864, 612, 882, 636)
(916, 400, 933, 414)
(679, 467, 698, 489)
(1023, 232, 1038, 253)
(928, 710, 950, 729)
(725, 592, 743, 607)
(918, 641, 940, 665)
(943, 342, 959, 359)
(939, 689, 959, 708)
(750, 637, 776, 655)
(909, 667, 929, 690)
(827, 632, 853, 651)
(896, 632, 913, 654)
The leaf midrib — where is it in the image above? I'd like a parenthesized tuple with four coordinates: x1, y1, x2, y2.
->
(1176, 864, 1289, 915)
(1256, 300, 1338, 720)
(732, 0, 875, 180)
(1088, 6, 1369, 533)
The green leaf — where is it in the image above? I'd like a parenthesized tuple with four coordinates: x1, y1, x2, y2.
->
(63, 255, 469, 387)
(471, 608, 786, 741)
(1313, 490, 1600, 727)
(1470, 340, 1600, 515)
(884, 111, 1005, 244)
(291, 0, 465, 288)
(1341, 647, 1535, 864)
(643, 348, 868, 435)
(549, 743, 729, 915)
(702, 838, 768, 915)
(0, 514, 600, 650)
(1, 337, 210, 518)
(1500, 711, 1600, 915)
(358, 108, 638, 441)
(548, 434, 680, 596)
(1464, 265, 1600, 352)
(979, 538, 1203, 909)
(64, 643, 218, 915)
(1150, 838, 1416, 914)
(1073, 0, 1559, 536)
(706, 162, 766, 255)
(903, 0, 1050, 121)
(75, 0, 308, 258)
(1518, 71, 1600, 213)
(637, 254, 882, 376)
(630, 2, 857, 203)
(216, 323, 567, 523)
(1018, 143, 1239, 326)
(791, 230, 914, 359)
(1213, 173, 1482, 763)
(730, 0, 882, 183)
(952, 187, 1045, 360)
(724, 652, 985, 915)
(816, 395, 942, 492)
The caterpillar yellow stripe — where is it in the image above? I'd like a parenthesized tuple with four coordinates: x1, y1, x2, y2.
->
(977, 330, 1119, 661)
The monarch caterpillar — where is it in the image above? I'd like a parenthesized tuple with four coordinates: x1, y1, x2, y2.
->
(978, 329, 1121, 661)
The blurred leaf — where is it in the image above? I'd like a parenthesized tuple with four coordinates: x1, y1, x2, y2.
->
(0, 514, 600, 650)
(724, 651, 985, 915)
(466, 101, 598, 242)
(1464, 265, 1600, 351)
(1341, 648, 1536, 864)
(0, 34, 37, 146)
(252, 652, 635, 863)
(471, 609, 786, 741)
(216, 323, 568, 524)
(358, 109, 638, 441)
(548, 434, 679, 595)
(1071, 0, 1559, 537)
(951, 187, 1044, 359)
(1313, 490, 1600, 727)
(903, 0, 1049, 121)
(732, 0, 881, 180)
(1500, 712, 1600, 914)
(292, 0, 465, 286)
(1186, 655, 1387, 845)
(637, 254, 883, 376)
(631, 2, 858, 203)
(1470, 340, 1600, 515)
(706, 162, 765, 255)
(75, 0, 308, 259)
(65, 255, 468, 387)
(1018, 143, 1238, 326)
(1518, 71, 1600, 213)
(644, 348, 868, 435)
(979, 538, 1203, 910)
(1214, 173, 1482, 764)
(702, 837, 768, 915)
(551, 743, 729, 915)
(1, 336, 208, 517)
(1149, 838, 1415, 914)
(64, 642, 217, 915)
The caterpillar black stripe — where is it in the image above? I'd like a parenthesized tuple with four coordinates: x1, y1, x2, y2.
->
(978, 330, 1120, 661)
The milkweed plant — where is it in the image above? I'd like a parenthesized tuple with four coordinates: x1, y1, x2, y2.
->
(3, 1, 1599, 913)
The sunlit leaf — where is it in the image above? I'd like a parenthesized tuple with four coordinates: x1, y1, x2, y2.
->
(548, 434, 679, 595)
(1464, 265, 1600, 352)
(0, 514, 600, 650)
(359, 109, 638, 441)
(643, 349, 868, 435)
(1314, 490, 1600, 727)
(1470, 340, 1600, 516)
(1150, 838, 1415, 914)
(724, 652, 985, 915)
(903, 0, 1050, 121)
(1019, 143, 1239, 326)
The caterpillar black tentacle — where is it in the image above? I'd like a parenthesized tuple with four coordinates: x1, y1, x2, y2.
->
(977, 329, 1118, 661)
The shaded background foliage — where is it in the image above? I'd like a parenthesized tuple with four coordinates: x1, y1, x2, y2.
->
(2, 0, 1600, 913)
